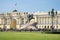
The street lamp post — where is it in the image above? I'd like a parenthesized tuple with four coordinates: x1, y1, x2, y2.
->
(48, 9, 57, 32)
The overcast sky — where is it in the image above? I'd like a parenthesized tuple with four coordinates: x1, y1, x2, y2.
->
(0, 0, 60, 13)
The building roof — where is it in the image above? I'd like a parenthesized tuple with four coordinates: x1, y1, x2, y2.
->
(12, 9, 18, 12)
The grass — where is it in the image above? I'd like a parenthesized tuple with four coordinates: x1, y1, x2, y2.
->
(0, 32, 60, 40)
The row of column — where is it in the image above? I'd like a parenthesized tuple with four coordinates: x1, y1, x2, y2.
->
(35, 16, 60, 25)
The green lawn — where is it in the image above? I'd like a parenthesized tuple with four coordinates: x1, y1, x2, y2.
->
(0, 32, 60, 40)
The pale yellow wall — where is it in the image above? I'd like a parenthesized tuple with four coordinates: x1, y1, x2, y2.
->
(0, 11, 60, 29)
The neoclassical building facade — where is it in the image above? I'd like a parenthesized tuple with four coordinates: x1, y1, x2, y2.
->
(34, 11, 60, 30)
(0, 10, 29, 29)
(0, 10, 60, 30)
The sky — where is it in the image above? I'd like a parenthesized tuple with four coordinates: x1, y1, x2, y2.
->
(0, 0, 60, 13)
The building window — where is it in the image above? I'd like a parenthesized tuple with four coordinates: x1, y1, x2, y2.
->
(6, 18, 10, 25)
(16, 13, 18, 15)
(56, 26, 58, 28)
(21, 18, 24, 24)
(24, 13, 25, 14)
(47, 26, 49, 29)
(45, 26, 46, 28)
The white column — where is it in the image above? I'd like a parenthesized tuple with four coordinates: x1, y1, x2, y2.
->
(34, 16, 38, 22)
